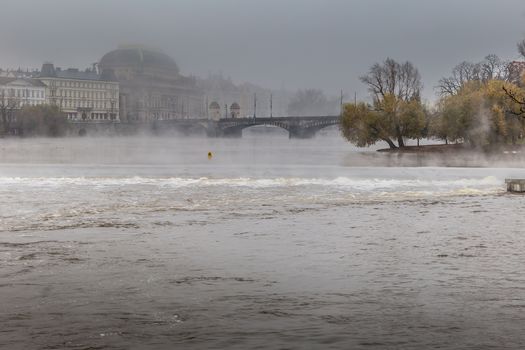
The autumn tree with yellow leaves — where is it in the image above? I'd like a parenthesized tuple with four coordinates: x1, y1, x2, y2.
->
(432, 80, 525, 147)
(340, 58, 427, 149)
(501, 39, 525, 117)
(432, 40, 525, 147)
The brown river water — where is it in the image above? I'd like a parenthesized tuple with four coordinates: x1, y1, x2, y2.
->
(1, 131, 525, 349)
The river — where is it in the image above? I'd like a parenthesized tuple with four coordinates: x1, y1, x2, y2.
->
(1, 130, 525, 349)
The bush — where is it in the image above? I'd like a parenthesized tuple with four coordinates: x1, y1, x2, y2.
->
(16, 105, 68, 137)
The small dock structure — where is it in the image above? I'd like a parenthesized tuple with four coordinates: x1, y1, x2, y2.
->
(505, 179, 525, 193)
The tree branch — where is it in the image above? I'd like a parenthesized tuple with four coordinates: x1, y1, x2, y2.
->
(502, 85, 525, 117)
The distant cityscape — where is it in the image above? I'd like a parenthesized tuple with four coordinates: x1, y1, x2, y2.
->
(0, 46, 315, 125)
(5, 46, 522, 135)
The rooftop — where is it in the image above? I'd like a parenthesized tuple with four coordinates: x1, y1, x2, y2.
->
(0, 77, 47, 87)
(39, 63, 117, 82)
(99, 47, 180, 74)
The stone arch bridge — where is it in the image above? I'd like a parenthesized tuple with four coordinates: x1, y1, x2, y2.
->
(69, 116, 341, 138)
(157, 116, 341, 138)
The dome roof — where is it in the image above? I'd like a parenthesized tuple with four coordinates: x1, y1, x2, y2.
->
(230, 102, 240, 110)
(209, 101, 220, 109)
(99, 47, 179, 74)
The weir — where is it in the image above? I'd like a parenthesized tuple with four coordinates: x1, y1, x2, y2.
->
(505, 179, 525, 193)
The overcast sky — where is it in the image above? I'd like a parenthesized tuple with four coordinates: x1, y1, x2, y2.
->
(1, 0, 524, 101)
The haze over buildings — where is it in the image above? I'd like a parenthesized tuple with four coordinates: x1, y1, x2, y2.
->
(1, 0, 524, 102)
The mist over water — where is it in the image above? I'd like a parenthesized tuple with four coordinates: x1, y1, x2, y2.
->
(2, 133, 525, 349)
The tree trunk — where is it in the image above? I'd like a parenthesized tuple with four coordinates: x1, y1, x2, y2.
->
(383, 138, 398, 149)
(397, 135, 405, 148)
(0, 113, 7, 136)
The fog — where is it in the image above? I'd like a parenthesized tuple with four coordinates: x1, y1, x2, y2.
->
(2, 134, 525, 172)
(5, 3, 525, 349)
(1, 0, 524, 101)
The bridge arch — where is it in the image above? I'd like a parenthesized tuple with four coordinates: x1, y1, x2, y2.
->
(288, 123, 340, 138)
(151, 119, 211, 136)
(220, 120, 292, 137)
(242, 124, 290, 138)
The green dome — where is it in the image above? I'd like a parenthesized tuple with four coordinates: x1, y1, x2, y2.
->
(100, 47, 179, 74)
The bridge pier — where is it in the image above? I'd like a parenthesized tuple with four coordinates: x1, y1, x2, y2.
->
(67, 122, 119, 136)
(221, 127, 243, 138)
(288, 127, 317, 139)
(205, 126, 220, 137)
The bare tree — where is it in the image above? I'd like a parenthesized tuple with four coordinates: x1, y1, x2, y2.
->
(438, 55, 511, 96)
(287, 89, 339, 116)
(437, 61, 481, 96)
(0, 89, 19, 135)
(360, 58, 422, 102)
(518, 39, 525, 59)
(502, 85, 525, 117)
(480, 54, 510, 82)
(501, 40, 525, 116)
(358, 58, 425, 148)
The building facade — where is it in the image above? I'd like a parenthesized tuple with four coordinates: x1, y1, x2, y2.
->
(98, 46, 204, 122)
(230, 102, 241, 118)
(208, 101, 221, 120)
(0, 77, 46, 109)
(38, 63, 119, 122)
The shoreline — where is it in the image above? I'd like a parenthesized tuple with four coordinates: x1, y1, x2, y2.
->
(377, 143, 525, 155)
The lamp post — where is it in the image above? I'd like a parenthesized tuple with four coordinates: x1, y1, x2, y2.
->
(110, 99, 115, 121)
(253, 93, 256, 120)
(340, 89, 343, 117)
(206, 96, 209, 120)
(270, 93, 273, 118)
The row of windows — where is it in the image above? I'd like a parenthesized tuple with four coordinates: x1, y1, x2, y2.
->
(150, 112, 180, 120)
(0, 99, 45, 108)
(60, 99, 118, 109)
(54, 89, 114, 99)
(0, 88, 44, 99)
(54, 80, 115, 89)
(67, 112, 119, 121)
(19, 100, 45, 106)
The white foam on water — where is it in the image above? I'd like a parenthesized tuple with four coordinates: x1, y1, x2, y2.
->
(0, 175, 504, 195)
